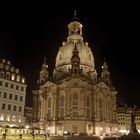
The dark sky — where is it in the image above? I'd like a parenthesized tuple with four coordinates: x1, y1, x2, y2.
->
(0, 4, 140, 107)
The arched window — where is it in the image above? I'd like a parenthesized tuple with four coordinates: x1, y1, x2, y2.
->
(73, 94, 78, 105)
(108, 98, 111, 121)
(86, 96, 90, 118)
(60, 96, 64, 118)
(48, 98, 51, 118)
(99, 98, 102, 108)
(99, 98, 102, 120)
(73, 94, 78, 117)
(48, 98, 51, 108)
(86, 96, 90, 107)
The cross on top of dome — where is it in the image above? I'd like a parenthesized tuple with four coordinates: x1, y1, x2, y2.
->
(68, 11, 83, 36)
(73, 10, 78, 20)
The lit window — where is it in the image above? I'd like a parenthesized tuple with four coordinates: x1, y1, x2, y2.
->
(11, 74, 15, 80)
(18, 116, 21, 123)
(7, 115, 10, 122)
(0, 114, 4, 121)
(16, 75, 20, 82)
(21, 78, 25, 83)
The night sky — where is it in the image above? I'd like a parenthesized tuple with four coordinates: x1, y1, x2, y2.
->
(0, 4, 140, 107)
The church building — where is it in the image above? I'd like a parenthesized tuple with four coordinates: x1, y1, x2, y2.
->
(33, 18, 117, 136)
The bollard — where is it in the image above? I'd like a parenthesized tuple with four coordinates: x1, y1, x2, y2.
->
(32, 134, 35, 139)
(19, 134, 22, 139)
(2, 133, 6, 139)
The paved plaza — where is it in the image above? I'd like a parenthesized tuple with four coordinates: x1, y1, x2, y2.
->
(0, 135, 121, 140)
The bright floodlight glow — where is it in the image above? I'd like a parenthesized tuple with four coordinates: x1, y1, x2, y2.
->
(100, 127, 103, 131)
(119, 129, 126, 133)
(9, 124, 14, 127)
(64, 131, 68, 134)
(25, 125, 29, 129)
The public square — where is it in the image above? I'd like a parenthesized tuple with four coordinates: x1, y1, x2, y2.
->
(0, 135, 119, 140)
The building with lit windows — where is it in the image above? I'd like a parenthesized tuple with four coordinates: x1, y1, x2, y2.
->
(117, 104, 140, 134)
(0, 59, 27, 135)
(33, 19, 117, 136)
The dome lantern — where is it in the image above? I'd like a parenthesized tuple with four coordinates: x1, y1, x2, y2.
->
(68, 21, 83, 36)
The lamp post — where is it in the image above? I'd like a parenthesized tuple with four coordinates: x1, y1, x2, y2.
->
(100, 127, 103, 136)
(45, 114, 50, 138)
(31, 118, 35, 139)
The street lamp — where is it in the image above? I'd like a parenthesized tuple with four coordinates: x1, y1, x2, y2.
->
(100, 127, 103, 131)
(25, 125, 29, 129)
(100, 127, 103, 136)
(45, 114, 50, 137)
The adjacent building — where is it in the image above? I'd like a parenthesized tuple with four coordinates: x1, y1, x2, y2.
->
(117, 104, 140, 134)
(33, 19, 118, 136)
(0, 58, 27, 135)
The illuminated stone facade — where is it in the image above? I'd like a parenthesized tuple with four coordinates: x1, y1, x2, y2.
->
(33, 20, 117, 136)
(0, 59, 27, 135)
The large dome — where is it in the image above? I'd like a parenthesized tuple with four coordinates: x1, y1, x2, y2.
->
(53, 21, 97, 80)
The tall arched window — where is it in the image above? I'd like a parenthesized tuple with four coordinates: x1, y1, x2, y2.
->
(86, 96, 90, 118)
(108, 98, 111, 121)
(99, 98, 102, 120)
(60, 96, 64, 118)
(96, 98, 99, 119)
(73, 94, 78, 117)
(48, 97, 51, 118)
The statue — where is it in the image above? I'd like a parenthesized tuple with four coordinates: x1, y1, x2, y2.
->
(129, 105, 139, 135)
(131, 108, 135, 126)
(38, 57, 48, 85)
